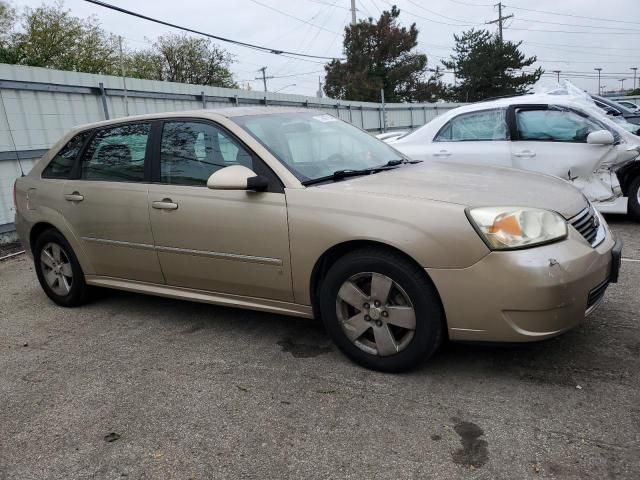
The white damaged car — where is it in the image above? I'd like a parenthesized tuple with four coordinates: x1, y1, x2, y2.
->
(388, 94, 640, 220)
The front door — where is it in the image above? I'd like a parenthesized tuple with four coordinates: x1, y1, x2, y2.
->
(62, 121, 164, 283)
(508, 104, 619, 181)
(147, 120, 293, 302)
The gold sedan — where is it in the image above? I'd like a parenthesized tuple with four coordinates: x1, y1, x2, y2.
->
(14, 108, 622, 372)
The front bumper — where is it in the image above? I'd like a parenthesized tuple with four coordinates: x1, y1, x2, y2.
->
(427, 228, 620, 343)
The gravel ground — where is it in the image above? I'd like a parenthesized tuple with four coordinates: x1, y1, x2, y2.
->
(0, 217, 638, 479)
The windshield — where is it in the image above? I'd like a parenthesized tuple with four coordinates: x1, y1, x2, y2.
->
(233, 112, 404, 182)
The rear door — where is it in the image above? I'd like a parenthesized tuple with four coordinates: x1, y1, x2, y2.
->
(147, 119, 293, 301)
(61, 121, 164, 283)
(427, 108, 512, 167)
(507, 104, 618, 179)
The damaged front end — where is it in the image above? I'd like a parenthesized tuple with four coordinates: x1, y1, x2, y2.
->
(570, 144, 640, 213)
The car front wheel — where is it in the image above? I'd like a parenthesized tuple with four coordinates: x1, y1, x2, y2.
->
(33, 229, 90, 307)
(320, 247, 445, 372)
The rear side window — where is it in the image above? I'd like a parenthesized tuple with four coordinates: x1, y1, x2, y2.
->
(80, 123, 150, 182)
(516, 108, 602, 142)
(435, 109, 509, 142)
(42, 131, 90, 179)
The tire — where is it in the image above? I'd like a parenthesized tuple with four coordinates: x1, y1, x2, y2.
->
(319, 247, 445, 372)
(33, 228, 90, 307)
(628, 175, 640, 222)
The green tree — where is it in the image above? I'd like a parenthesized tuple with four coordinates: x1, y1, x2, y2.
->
(150, 34, 236, 87)
(10, 2, 119, 74)
(0, 2, 237, 88)
(627, 88, 640, 96)
(0, 1, 19, 64)
(324, 6, 444, 102)
(123, 49, 164, 82)
(443, 29, 542, 102)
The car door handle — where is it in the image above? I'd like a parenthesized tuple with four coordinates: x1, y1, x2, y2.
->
(64, 192, 84, 202)
(152, 199, 178, 210)
(433, 150, 451, 158)
(513, 150, 536, 158)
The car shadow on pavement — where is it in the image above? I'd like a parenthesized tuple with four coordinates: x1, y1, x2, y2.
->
(92, 287, 621, 387)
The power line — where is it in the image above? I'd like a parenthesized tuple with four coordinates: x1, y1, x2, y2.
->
(511, 17, 640, 33)
(83, 0, 344, 60)
(247, 0, 342, 35)
(524, 40, 640, 52)
(508, 26, 640, 35)
(305, 0, 350, 9)
(442, 0, 493, 6)
(503, 4, 640, 26)
(382, 0, 476, 27)
(405, 0, 482, 25)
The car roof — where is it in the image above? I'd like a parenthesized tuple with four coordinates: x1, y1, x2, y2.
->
(71, 106, 312, 132)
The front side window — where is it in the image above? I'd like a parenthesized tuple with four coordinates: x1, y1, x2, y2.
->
(160, 121, 254, 186)
(233, 112, 403, 182)
(80, 123, 150, 182)
(435, 109, 509, 142)
(516, 107, 602, 142)
(42, 131, 90, 179)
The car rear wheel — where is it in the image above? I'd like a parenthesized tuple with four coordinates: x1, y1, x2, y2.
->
(34, 229, 90, 307)
(628, 175, 640, 221)
(319, 247, 444, 372)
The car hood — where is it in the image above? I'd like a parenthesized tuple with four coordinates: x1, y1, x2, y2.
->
(317, 162, 587, 219)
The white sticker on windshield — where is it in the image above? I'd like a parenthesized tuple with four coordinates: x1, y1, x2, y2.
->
(313, 114, 338, 123)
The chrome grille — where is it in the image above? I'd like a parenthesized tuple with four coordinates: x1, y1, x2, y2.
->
(569, 206, 600, 246)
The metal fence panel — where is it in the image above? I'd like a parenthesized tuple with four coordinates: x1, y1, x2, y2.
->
(0, 63, 463, 231)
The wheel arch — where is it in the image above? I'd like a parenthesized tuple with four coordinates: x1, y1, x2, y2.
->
(27, 217, 95, 275)
(29, 221, 58, 252)
(309, 239, 446, 326)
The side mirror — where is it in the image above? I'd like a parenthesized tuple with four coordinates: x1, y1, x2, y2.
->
(206, 165, 269, 191)
(586, 130, 615, 145)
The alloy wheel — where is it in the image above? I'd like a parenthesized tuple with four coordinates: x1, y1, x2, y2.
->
(40, 242, 73, 296)
(335, 272, 416, 356)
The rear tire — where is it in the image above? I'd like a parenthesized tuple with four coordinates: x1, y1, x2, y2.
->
(628, 176, 640, 222)
(33, 229, 90, 307)
(319, 247, 444, 372)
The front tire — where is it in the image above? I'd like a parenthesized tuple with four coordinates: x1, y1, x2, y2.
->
(319, 248, 444, 372)
(628, 176, 640, 221)
(33, 229, 90, 307)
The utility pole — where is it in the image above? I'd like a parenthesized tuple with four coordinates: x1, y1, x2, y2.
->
(632, 67, 638, 90)
(350, 0, 357, 25)
(553, 70, 561, 83)
(486, 2, 513, 42)
(255, 67, 274, 93)
(317, 76, 323, 98)
(118, 35, 129, 116)
(594, 68, 602, 95)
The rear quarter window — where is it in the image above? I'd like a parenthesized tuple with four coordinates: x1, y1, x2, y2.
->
(42, 131, 91, 179)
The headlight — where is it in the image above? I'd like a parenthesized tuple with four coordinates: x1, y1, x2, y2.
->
(467, 207, 567, 250)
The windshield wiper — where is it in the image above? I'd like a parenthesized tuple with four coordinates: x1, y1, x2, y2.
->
(301, 165, 399, 186)
(384, 158, 422, 166)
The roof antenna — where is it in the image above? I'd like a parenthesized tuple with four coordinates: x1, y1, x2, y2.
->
(0, 88, 25, 177)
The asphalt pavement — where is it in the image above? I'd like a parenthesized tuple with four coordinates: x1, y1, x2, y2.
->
(0, 217, 638, 479)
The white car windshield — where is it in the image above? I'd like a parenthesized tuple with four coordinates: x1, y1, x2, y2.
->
(234, 112, 405, 182)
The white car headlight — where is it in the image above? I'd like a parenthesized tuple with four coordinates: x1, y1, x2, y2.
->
(467, 207, 567, 250)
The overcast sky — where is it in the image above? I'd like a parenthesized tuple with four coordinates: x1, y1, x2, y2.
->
(14, 0, 640, 97)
